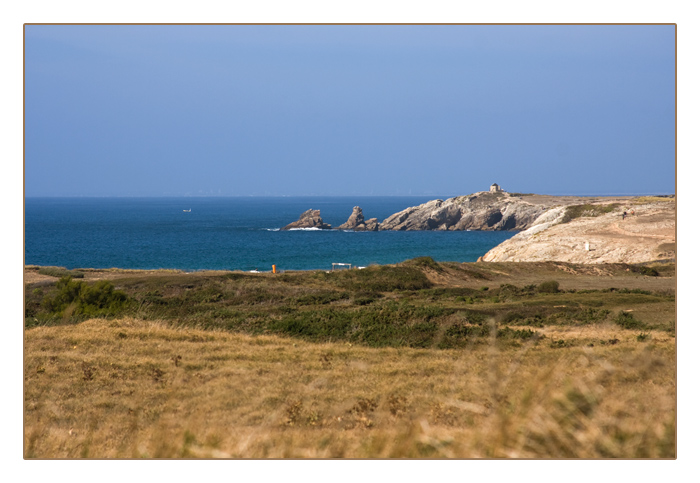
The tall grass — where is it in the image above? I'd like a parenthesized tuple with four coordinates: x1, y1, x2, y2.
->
(24, 317, 676, 458)
(24, 261, 676, 458)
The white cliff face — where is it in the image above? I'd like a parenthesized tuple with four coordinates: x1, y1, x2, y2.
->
(481, 201, 675, 264)
(516, 206, 569, 238)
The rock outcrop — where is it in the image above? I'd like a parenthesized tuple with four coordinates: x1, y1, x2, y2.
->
(281, 209, 331, 230)
(338, 206, 379, 231)
(360, 218, 379, 232)
(338, 206, 365, 230)
(481, 199, 675, 264)
(378, 191, 551, 231)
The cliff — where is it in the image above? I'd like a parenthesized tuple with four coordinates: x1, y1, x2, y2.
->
(378, 191, 565, 231)
(480, 198, 675, 264)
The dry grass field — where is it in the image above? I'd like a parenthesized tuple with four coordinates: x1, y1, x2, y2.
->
(24, 260, 676, 458)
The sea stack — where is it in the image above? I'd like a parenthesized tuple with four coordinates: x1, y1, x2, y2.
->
(281, 209, 331, 230)
(338, 206, 365, 230)
(337, 206, 379, 231)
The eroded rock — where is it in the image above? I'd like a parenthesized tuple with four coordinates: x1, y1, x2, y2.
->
(378, 191, 549, 231)
(338, 206, 365, 230)
(281, 209, 331, 230)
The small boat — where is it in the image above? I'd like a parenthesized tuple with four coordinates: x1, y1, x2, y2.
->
(183, 209, 191, 212)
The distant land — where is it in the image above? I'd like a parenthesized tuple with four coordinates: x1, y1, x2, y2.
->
(281, 185, 676, 264)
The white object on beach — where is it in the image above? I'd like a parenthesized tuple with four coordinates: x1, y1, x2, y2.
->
(585, 241, 590, 251)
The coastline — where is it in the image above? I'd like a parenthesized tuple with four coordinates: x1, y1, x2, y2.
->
(24, 193, 675, 273)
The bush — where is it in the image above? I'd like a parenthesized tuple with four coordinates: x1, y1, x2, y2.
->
(42, 276, 131, 319)
(537, 280, 560, 294)
(637, 332, 651, 342)
(333, 265, 432, 292)
(293, 291, 350, 306)
(614, 311, 647, 330)
(269, 302, 457, 348)
(563, 203, 620, 222)
(37, 267, 84, 278)
(405, 256, 444, 272)
(439, 323, 539, 349)
(631, 266, 659, 277)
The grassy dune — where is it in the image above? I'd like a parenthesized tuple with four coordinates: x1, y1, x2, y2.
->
(24, 260, 676, 458)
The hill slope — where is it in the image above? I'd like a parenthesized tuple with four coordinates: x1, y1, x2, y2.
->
(481, 198, 675, 264)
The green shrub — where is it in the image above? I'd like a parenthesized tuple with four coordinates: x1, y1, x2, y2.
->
(294, 291, 350, 306)
(631, 266, 659, 277)
(269, 302, 458, 348)
(537, 280, 560, 294)
(41, 277, 131, 319)
(562, 308, 610, 325)
(497, 327, 539, 340)
(550, 339, 573, 348)
(615, 288, 653, 295)
(439, 323, 539, 349)
(353, 291, 383, 306)
(333, 265, 432, 292)
(420, 287, 479, 301)
(636, 332, 651, 342)
(37, 267, 84, 278)
(404, 256, 444, 272)
(563, 203, 620, 222)
(502, 312, 525, 324)
(614, 311, 647, 330)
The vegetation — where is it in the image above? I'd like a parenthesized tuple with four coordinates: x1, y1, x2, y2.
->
(404, 256, 444, 272)
(26, 277, 131, 327)
(24, 259, 676, 458)
(537, 280, 560, 293)
(632, 196, 675, 204)
(630, 265, 659, 277)
(562, 203, 621, 222)
(37, 266, 84, 278)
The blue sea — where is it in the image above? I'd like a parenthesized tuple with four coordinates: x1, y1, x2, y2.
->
(24, 197, 516, 272)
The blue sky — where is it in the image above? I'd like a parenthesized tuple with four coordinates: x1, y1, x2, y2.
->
(24, 24, 675, 197)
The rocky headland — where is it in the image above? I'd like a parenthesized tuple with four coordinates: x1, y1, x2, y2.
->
(480, 197, 676, 264)
(377, 191, 553, 231)
(282, 189, 628, 233)
(280, 188, 675, 265)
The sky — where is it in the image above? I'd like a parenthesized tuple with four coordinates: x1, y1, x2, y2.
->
(24, 24, 675, 197)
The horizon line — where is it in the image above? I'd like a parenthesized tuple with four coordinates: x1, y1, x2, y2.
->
(24, 192, 676, 199)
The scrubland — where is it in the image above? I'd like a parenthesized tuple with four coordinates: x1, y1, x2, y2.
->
(24, 259, 676, 458)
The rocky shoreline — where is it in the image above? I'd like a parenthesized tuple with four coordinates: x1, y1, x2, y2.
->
(280, 187, 675, 264)
(282, 187, 640, 233)
(480, 197, 675, 264)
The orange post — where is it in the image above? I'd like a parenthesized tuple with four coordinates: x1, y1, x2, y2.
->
(272, 265, 276, 274)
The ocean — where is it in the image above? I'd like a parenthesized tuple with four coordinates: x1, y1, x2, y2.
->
(24, 197, 516, 272)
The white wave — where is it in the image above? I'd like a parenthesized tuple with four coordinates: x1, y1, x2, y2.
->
(265, 228, 280, 231)
(286, 227, 323, 231)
